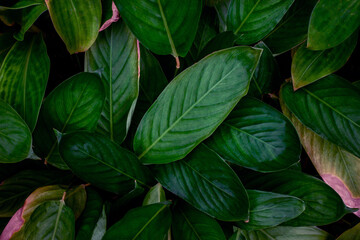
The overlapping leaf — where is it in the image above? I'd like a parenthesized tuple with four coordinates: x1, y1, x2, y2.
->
(85, 20, 139, 143)
(153, 144, 249, 221)
(114, 0, 202, 58)
(338, 222, 360, 240)
(143, 183, 166, 206)
(207, 97, 301, 172)
(0, 33, 49, 131)
(134, 47, 262, 164)
(227, 0, 294, 44)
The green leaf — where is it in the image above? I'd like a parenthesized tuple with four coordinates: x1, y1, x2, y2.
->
(76, 188, 105, 240)
(233, 226, 334, 240)
(236, 190, 305, 230)
(114, 0, 202, 58)
(134, 47, 262, 164)
(245, 170, 351, 226)
(0, 100, 31, 163)
(248, 42, 280, 98)
(0, 33, 50, 131)
(0, 169, 71, 217)
(338, 222, 360, 240)
(281, 75, 360, 159)
(172, 202, 226, 240)
(22, 200, 75, 240)
(103, 203, 172, 240)
(307, 0, 360, 50)
(227, 0, 294, 45)
(59, 132, 153, 194)
(281, 95, 360, 217)
(143, 183, 166, 206)
(214, 0, 230, 32)
(197, 31, 236, 60)
(46, 0, 101, 54)
(153, 144, 249, 221)
(291, 33, 358, 89)
(206, 97, 301, 172)
(263, 0, 317, 55)
(0, 33, 15, 66)
(0, 0, 43, 10)
(85, 20, 139, 144)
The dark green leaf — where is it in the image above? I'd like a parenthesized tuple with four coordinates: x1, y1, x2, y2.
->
(0, 33, 15, 66)
(114, 0, 202, 57)
(338, 222, 360, 240)
(291, 33, 358, 89)
(206, 97, 301, 172)
(143, 183, 166, 206)
(0, 100, 31, 163)
(47, 0, 101, 54)
(307, 0, 360, 50)
(214, 0, 230, 32)
(153, 144, 249, 221)
(263, 0, 317, 55)
(197, 31, 236, 60)
(59, 132, 153, 194)
(245, 170, 351, 226)
(134, 47, 262, 164)
(281, 75, 360, 159)
(85, 20, 139, 143)
(0, 0, 43, 10)
(103, 203, 171, 240)
(227, 0, 294, 44)
(0, 33, 50, 131)
(23, 200, 75, 240)
(172, 202, 226, 240)
(236, 190, 305, 230)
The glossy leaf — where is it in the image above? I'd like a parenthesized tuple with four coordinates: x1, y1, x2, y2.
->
(172, 202, 226, 240)
(59, 132, 153, 194)
(338, 222, 360, 240)
(227, 0, 294, 45)
(0, 170, 71, 217)
(46, 0, 101, 54)
(248, 42, 280, 98)
(236, 190, 305, 230)
(85, 20, 139, 143)
(232, 226, 334, 240)
(245, 170, 351, 226)
(114, 0, 202, 57)
(281, 75, 360, 159)
(0, 100, 31, 163)
(0, 33, 50, 131)
(206, 97, 301, 172)
(76, 188, 105, 240)
(103, 203, 171, 240)
(143, 183, 166, 206)
(134, 47, 262, 164)
(307, 0, 360, 50)
(153, 144, 249, 221)
(281, 97, 360, 217)
(263, 0, 317, 54)
(291, 33, 358, 89)
(22, 200, 75, 240)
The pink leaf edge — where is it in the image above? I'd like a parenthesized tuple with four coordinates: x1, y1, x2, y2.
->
(99, 2, 120, 32)
(0, 207, 24, 240)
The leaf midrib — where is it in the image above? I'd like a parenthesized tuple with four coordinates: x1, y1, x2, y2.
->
(138, 68, 238, 159)
(51, 200, 65, 240)
(234, 0, 261, 35)
(295, 49, 325, 82)
(336, 146, 358, 195)
(180, 210, 202, 240)
(22, 37, 35, 122)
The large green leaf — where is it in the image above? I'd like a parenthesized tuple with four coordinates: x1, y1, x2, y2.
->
(281, 96, 360, 217)
(206, 97, 301, 172)
(113, 0, 202, 58)
(291, 33, 358, 89)
(236, 190, 305, 230)
(46, 0, 101, 54)
(22, 200, 75, 240)
(307, 0, 360, 50)
(59, 132, 153, 194)
(103, 203, 171, 240)
(281, 75, 360, 159)
(76, 188, 105, 240)
(338, 222, 360, 240)
(134, 47, 262, 164)
(153, 144, 249, 221)
(231, 226, 334, 240)
(172, 202, 226, 240)
(85, 20, 139, 143)
(227, 0, 294, 45)
(0, 33, 50, 131)
(263, 0, 317, 55)
(0, 170, 71, 217)
(0, 100, 31, 163)
(245, 170, 351, 226)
